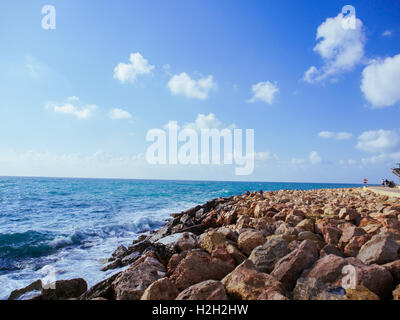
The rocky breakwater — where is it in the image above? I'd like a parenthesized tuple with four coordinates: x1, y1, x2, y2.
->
(9, 188, 400, 300)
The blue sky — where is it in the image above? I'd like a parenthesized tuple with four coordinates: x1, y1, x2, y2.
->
(0, 0, 400, 183)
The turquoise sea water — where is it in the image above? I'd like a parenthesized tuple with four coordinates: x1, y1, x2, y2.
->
(0, 176, 363, 299)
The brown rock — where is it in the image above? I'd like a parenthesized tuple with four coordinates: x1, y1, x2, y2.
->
(270, 240, 319, 290)
(393, 284, 400, 300)
(176, 232, 198, 252)
(112, 257, 166, 300)
(170, 249, 235, 291)
(323, 226, 342, 246)
(222, 260, 285, 300)
(176, 280, 228, 300)
(41, 278, 88, 300)
(238, 230, 266, 255)
(339, 225, 366, 249)
(343, 235, 370, 257)
(345, 285, 380, 300)
(8, 280, 43, 300)
(140, 277, 179, 300)
(357, 232, 399, 265)
(296, 219, 315, 232)
(320, 244, 344, 258)
(305, 254, 347, 283)
(383, 260, 400, 285)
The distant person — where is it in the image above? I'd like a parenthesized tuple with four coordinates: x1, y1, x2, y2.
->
(385, 179, 389, 187)
(382, 179, 385, 186)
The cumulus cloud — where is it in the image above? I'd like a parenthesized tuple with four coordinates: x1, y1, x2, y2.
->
(113, 52, 155, 84)
(109, 108, 132, 120)
(360, 54, 400, 108)
(248, 81, 279, 104)
(48, 97, 97, 119)
(318, 131, 353, 140)
(303, 13, 366, 83)
(182, 113, 235, 131)
(309, 151, 322, 164)
(356, 129, 400, 153)
(167, 72, 216, 100)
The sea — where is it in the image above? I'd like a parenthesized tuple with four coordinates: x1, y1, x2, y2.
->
(0, 176, 363, 299)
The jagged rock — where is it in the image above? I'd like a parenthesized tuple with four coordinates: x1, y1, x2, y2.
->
(112, 245, 129, 259)
(357, 232, 399, 265)
(176, 280, 228, 300)
(175, 232, 198, 252)
(238, 230, 266, 255)
(285, 214, 304, 227)
(128, 239, 152, 253)
(140, 277, 179, 300)
(296, 219, 315, 232)
(222, 260, 285, 300)
(345, 285, 380, 300)
(170, 248, 235, 291)
(322, 226, 342, 246)
(249, 237, 290, 273)
(343, 235, 370, 257)
(383, 260, 400, 285)
(8, 280, 43, 300)
(121, 251, 141, 266)
(80, 272, 121, 300)
(271, 240, 319, 290)
(320, 244, 345, 258)
(112, 257, 166, 300)
(304, 254, 347, 283)
(101, 259, 122, 271)
(339, 225, 367, 249)
(293, 277, 345, 300)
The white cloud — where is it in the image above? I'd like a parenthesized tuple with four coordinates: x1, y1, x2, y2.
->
(309, 151, 322, 164)
(113, 52, 155, 84)
(360, 54, 400, 108)
(318, 131, 352, 140)
(167, 72, 216, 100)
(255, 152, 279, 162)
(48, 97, 97, 119)
(248, 81, 279, 104)
(109, 108, 132, 120)
(361, 152, 400, 165)
(303, 13, 366, 83)
(382, 30, 393, 37)
(356, 129, 400, 153)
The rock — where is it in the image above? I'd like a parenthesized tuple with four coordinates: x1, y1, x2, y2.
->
(140, 277, 179, 300)
(339, 225, 366, 249)
(225, 243, 247, 264)
(341, 258, 393, 299)
(199, 230, 226, 254)
(343, 235, 370, 257)
(285, 214, 303, 227)
(235, 216, 251, 229)
(121, 251, 141, 266)
(293, 277, 345, 300)
(345, 285, 380, 300)
(271, 240, 319, 290)
(320, 244, 344, 258)
(357, 232, 399, 265)
(215, 227, 238, 242)
(8, 280, 43, 300)
(112, 245, 129, 259)
(101, 259, 122, 271)
(41, 278, 88, 300)
(258, 290, 288, 300)
(112, 257, 166, 300)
(170, 249, 235, 291)
(338, 207, 356, 220)
(80, 272, 121, 300)
(249, 237, 290, 273)
(383, 260, 400, 285)
(297, 231, 321, 242)
(238, 230, 266, 255)
(176, 280, 228, 300)
(128, 239, 152, 253)
(176, 232, 198, 252)
(322, 226, 342, 246)
(296, 219, 315, 232)
(393, 284, 400, 300)
(305, 255, 347, 283)
(221, 259, 285, 300)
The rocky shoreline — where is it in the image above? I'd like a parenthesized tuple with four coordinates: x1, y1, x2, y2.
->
(9, 187, 400, 300)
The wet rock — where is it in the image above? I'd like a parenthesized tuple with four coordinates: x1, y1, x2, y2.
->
(170, 249, 235, 291)
(222, 260, 285, 300)
(271, 240, 319, 290)
(101, 259, 122, 271)
(249, 237, 290, 273)
(140, 277, 179, 300)
(8, 280, 43, 300)
(80, 272, 121, 300)
(112, 245, 129, 259)
(41, 278, 88, 300)
(238, 230, 266, 255)
(112, 257, 166, 300)
(357, 232, 399, 265)
(176, 280, 228, 300)
(128, 239, 152, 253)
(121, 251, 141, 266)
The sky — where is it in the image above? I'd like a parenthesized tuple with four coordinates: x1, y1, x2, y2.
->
(0, 0, 400, 183)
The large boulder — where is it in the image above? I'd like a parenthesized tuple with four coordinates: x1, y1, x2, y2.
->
(221, 260, 285, 300)
(8, 280, 43, 300)
(305, 254, 347, 283)
(41, 278, 88, 300)
(249, 237, 290, 273)
(293, 277, 345, 300)
(140, 277, 179, 300)
(237, 230, 266, 255)
(357, 232, 399, 265)
(112, 257, 166, 300)
(176, 280, 228, 300)
(270, 240, 319, 290)
(383, 260, 400, 285)
(170, 248, 235, 291)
